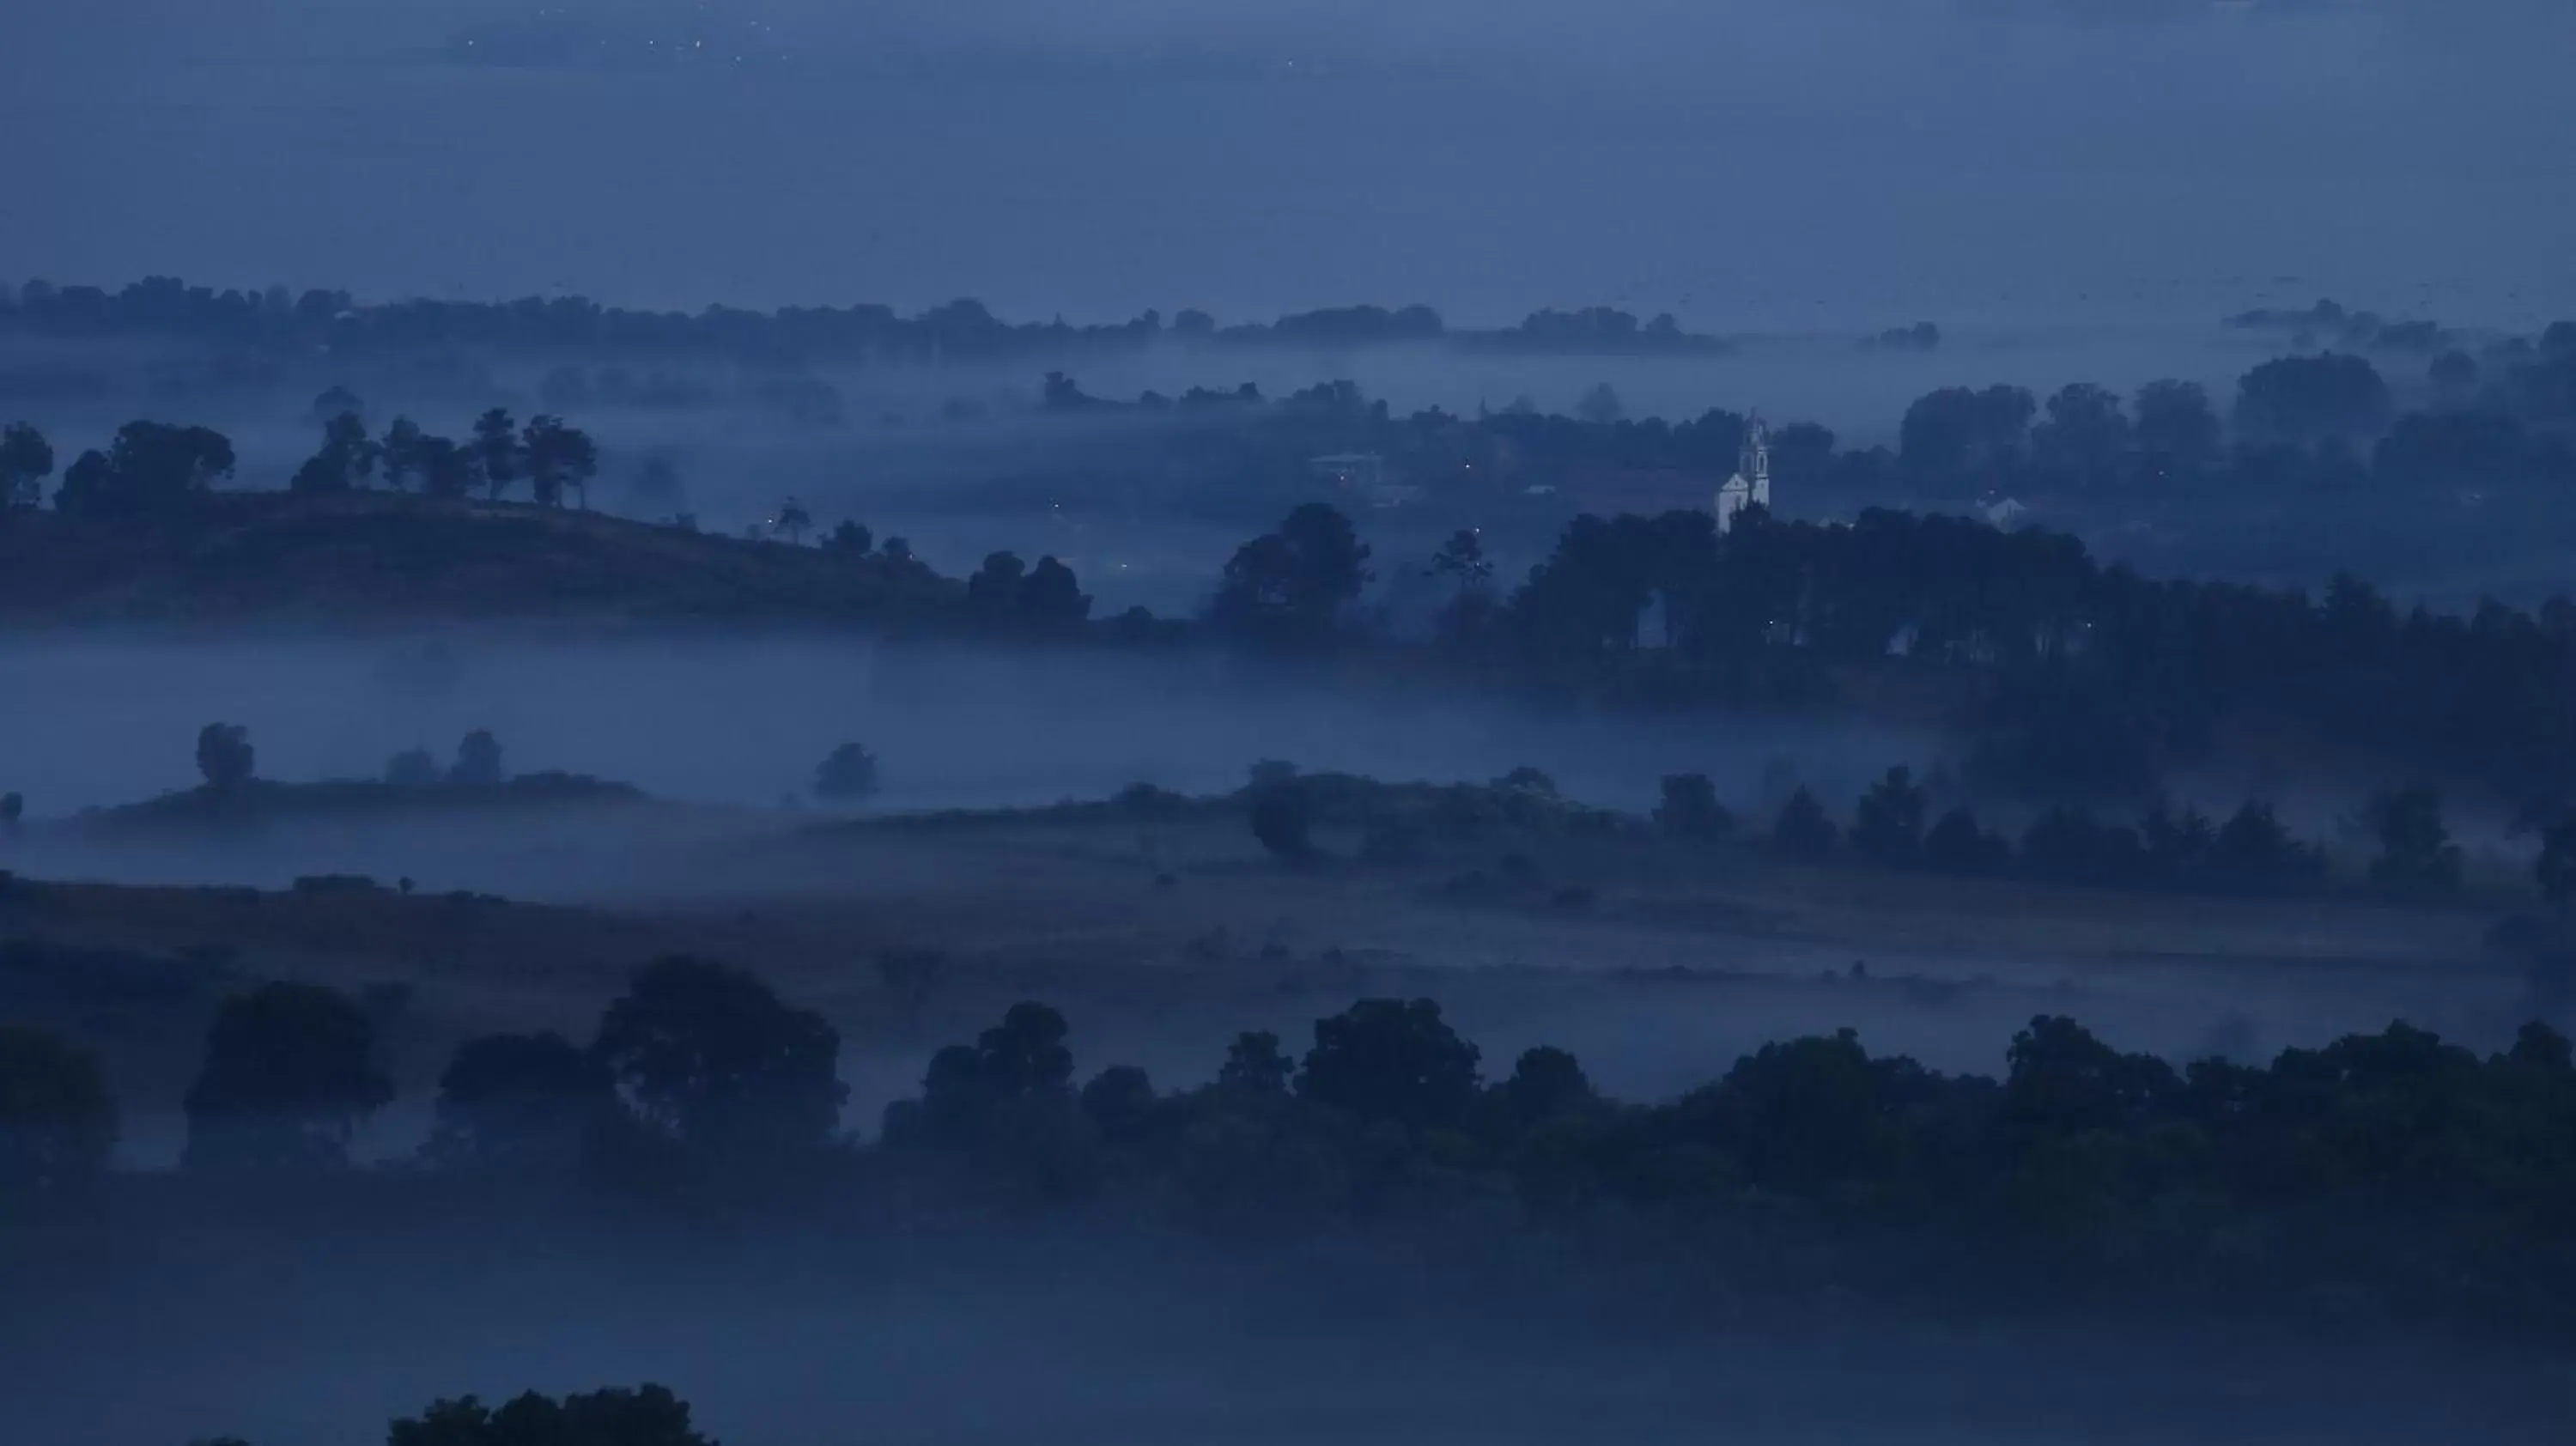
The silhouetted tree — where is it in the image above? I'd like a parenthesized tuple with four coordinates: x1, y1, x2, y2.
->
(1899, 385, 2033, 494)
(183, 982, 393, 1171)
(1850, 766, 1928, 864)
(1500, 1045, 1595, 1127)
(2208, 801, 2310, 890)
(814, 743, 880, 801)
(823, 519, 873, 555)
(428, 1030, 615, 1170)
(378, 417, 424, 492)
(195, 722, 254, 791)
(0, 421, 53, 509)
(1081, 1066, 1159, 1144)
(774, 495, 812, 544)
(2235, 354, 2393, 443)
(521, 415, 598, 508)
(1427, 528, 1493, 593)
(384, 746, 440, 788)
(472, 407, 520, 501)
(417, 434, 476, 499)
(1218, 1030, 1294, 1097)
(1297, 998, 1481, 1132)
(1249, 784, 1315, 863)
(968, 551, 1029, 617)
(450, 729, 504, 787)
(387, 1384, 712, 1446)
(290, 410, 379, 495)
(2031, 383, 2130, 489)
(2002, 1013, 2177, 1139)
(1923, 807, 2011, 873)
(1019, 556, 1091, 623)
(0, 792, 21, 826)
(2366, 787, 2463, 898)
(1773, 787, 1838, 860)
(1576, 382, 1624, 424)
(52, 422, 234, 517)
(1695, 1029, 1904, 1189)
(592, 957, 848, 1160)
(2132, 380, 2223, 476)
(1654, 773, 1733, 841)
(0, 1025, 118, 1197)
(1212, 503, 1372, 641)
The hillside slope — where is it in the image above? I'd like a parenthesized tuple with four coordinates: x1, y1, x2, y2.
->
(0, 494, 962, 623)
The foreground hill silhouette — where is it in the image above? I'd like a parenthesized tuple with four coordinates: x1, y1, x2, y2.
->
(0, 493, 959, 624)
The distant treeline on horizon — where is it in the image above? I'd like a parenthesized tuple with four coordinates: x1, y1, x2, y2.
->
(0, 275, 1750, 362)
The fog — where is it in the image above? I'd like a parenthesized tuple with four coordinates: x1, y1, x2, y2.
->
(9, 5, 2574, 1439)
(5, 3, 2572, 326)
(14, 1219, 2573, 1446)
(0, 629, 1923, 824)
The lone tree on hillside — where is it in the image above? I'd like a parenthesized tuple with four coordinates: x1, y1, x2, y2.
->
(773, 496, 813, 544)
(521, 415, 598, 508)
(195, 723, 255, 791)
(814, 743, 881, 802)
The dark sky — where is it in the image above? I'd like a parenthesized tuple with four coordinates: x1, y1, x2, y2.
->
(3, 1, 2570, 328)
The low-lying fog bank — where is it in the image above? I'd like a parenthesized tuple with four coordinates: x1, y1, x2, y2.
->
(0, 627, 1924, 820)
(6, 1218, 2568, 1446)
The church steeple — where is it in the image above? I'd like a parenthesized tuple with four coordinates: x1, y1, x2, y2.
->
(1716, 411, 1772, 534)
(1742, 413, 1771, 510)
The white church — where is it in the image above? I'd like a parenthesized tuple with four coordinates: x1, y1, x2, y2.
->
(1716, 415, 1771, 534)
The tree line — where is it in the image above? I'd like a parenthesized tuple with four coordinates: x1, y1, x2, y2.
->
(0, 275, 1733, 367)
(8, 951, 2576, 1331)
(1207, 494, 2576, 807)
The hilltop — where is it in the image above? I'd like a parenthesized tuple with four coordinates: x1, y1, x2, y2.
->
(0, 492, 962, 625)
